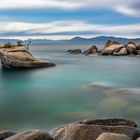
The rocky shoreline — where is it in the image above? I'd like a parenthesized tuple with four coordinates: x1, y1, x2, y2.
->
(67, 40, 140, 56)
(0, 118, 140, 140)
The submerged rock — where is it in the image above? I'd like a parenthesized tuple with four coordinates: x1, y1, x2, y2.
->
(96, 133, 131, 140)
(6, 130, 53, 140)
(0, 130, 16, 139)
(84, 45, 98, 55)
(67, 49, 82, 54)
(88, 82, 112, 90)
(0, 46, 55, 69)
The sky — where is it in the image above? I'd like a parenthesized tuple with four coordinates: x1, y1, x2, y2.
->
(0, 0, 140, 40)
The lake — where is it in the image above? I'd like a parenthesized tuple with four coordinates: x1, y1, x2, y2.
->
(0, 44, 140, 131)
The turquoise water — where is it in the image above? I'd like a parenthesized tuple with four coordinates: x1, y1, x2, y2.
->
(0, 44, 140, 131)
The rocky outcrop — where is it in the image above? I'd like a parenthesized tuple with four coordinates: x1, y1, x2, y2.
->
(101, 40, 125, 55)
(0, 46, 55, 69)
(84, 45, 98, 55)
(67, 49, 82, 54)
(0, 130, 16, 139)
(96, 133, 131, 140)
(51, 118, 140, 140)
(6, 130, 53, 140)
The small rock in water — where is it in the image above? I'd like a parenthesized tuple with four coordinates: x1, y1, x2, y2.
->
(6, 130, 53, 140)
(96, 133, 131, 140)
(88, 82, 112, 90)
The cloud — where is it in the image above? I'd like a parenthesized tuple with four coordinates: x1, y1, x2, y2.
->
(0, 0, 84, 10)
(0, 20, 140, 39)
(0, 0, 139, 17)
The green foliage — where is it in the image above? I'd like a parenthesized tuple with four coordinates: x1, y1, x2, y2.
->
(4, 42, 13, 48)
(17, 40, 23, 46)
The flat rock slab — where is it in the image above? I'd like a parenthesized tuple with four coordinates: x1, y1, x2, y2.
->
(77, 118, 138, 128)
(6, 130, 53, 140)
(0, 130, 15, 140)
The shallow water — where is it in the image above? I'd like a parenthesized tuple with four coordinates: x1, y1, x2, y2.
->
(0, 44, 140, 131)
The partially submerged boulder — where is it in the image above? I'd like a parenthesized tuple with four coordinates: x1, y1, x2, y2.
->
(0, 46, 55, 69)
(84, 45, 98, 55)
(52, 118, 140, 140)
(0, 130, 16, 139)
(6, 130, 53, 140)
(67, 49, 82, 54)
(96, 133, 131, 140)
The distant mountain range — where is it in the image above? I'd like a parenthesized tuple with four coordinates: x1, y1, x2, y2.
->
(0, 36, 140, 45)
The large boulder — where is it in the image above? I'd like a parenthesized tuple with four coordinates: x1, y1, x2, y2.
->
(84, 45, 98, 55)
(101, 40, 125, 55)
(96, 133, 131, 140)
(0, 46, 55, 69)
(104, 40, 120, 48)
(52, 118, 140, 140)
(127, 42, 137, 55)
(0, 130, 16, 139)
(67, 49, 82, 54)
(6, 130, 53, 140)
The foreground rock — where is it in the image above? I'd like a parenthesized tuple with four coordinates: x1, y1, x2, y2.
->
(0, 130, 15, 139)
(96, 133, 131, 140)
(67, 49, 82, 54)
(0, 46, 55, 69)
(6, 130, 53, 140)
(52, 118, 140, 140)
(84, 45, 98, 55)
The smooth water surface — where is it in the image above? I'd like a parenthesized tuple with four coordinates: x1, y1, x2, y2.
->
(0, 44, 140, 131)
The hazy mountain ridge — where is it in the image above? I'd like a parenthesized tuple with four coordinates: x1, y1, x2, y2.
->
(0, 36, 140, 45)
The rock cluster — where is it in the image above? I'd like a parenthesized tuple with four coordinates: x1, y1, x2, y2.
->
(101, 40, 140, 56)
(0, 118, 140, 140)
(0, 46, 55, 69)
(67, 40, 140, 56)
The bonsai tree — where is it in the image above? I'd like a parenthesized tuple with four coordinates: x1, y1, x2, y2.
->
(4, 42, 13, 48)
(17, 40, 24, 46)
